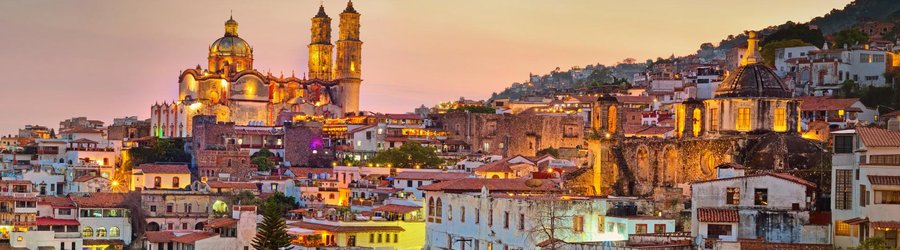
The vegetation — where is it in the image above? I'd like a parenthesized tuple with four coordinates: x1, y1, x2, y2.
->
(536, 147, 560, 158)
(810, 0, 900, 34)
(251, 148, 277, 171)
(228, 190, 298, 214)
(832, 28, 870, 48)
(125, 137, 191, 171)
(838, 80, 900, 113)
(849, 237, 897, 250)
(252, 204, 293, 250)
(371, 142, 444, 168)
(760, 39, 814, 66)
(760, 22, 825, 47)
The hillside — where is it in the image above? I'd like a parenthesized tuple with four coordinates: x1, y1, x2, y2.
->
(810, 0, 900, 34)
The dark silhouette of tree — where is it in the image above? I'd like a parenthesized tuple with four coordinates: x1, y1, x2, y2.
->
(833, 29, 869, 48)
(252, 203, 293, 250)
(371, 142, 443, 168)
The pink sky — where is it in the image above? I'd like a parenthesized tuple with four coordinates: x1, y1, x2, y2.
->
(0, 0, 851, 134)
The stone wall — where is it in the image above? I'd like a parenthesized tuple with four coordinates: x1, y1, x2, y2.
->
(434, 112, 584, 157)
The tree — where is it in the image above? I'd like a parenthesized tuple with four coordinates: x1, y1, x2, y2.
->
(760, 22, 825, 47)
(252, 148, 277, 171)
(371, 142, 443, 168)
(229, 190, 260, 206)
(261, 192, 298, 215)
(252, 204, 293, 250)
(850, 237, 896, 250)
(126, 138, 191, 171)
(833, 28, 869, 48)
(840, 80, 862, 98)
(760, 39, 813, 66)
(536, 147, 560, 158)
(448, 105, 495, 114)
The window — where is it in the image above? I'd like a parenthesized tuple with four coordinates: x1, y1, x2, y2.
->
(503, 211, 510, 229)
(394, 233, 398, 243)
(407, 180, 413, 188)
(435, 198, 443, 223)
(608, 105, 617, 133)
(460, 206, 466, 223)
(737, 107, 751, 131)
(598, 216, 605, 232)
(635, 224, 647, 234)
(726, 187, 740, 205)
(875, 190, 900, 204)
(860, 185, 867, 207)
(518, 213, 525, 231)
(150, 205, 157, 212)
(618, 223, 626, 234)
(654, 224, 666, 233)
(754, 189, 768, 206)
(836, 170, 853, 209)
(709, 108, 719, 131)
(427, 198, 434, 222)
(82, 226, 93, 237)
(153, 177, 161, 188)
(96, 227, 107, 237)
(448, 205, 453, 221)
(834, 135, 854, 153)
(835, 221, 850, 236)
(109, 227, 120, 237)
(707, 224, 732, 239)
(385, 233, 390, 243)
(369, 233, 374, 243)
(58, 209, 72, 215)
(573, 216, 584, 233)
(166, 204, 174, 213)
(475, 208, 480, 224)
(172, 177, 180, 188)
(488, 208, 493, 227)
(774, 107, 786, 132)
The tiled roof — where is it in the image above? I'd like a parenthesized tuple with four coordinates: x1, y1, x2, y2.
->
(372, 204, 421, 214)
(71, 193, 128, 208)
(393, 171, 469, 181)
(377, 113, 421, 120)
(74, 175, 107, 183)
(205, 218, 238, 229)
(857, 127, 900, 147)
(288, 167, 332, 178)
(418, 178, 559, 193)
(348, 125, 377, 134)
(882, 109, 900, 118)
(70, 138, 98, 144)
(249, 175, 294, 181)
(144, 231, 176, 243)
(137, 164, 190, 174)
(697, 208, 739, 223)
(691, 172, 815, 188)
(872, 221, 900, 229)
(39, 196, 75, 208)
(206, 181, 258, 190)
(36, 217, 79, 226)
(615, 95, 654, 104)
(0, 180, 35, 185)
(171, 232, 218, 243)
(797, 96, 861, 111)
(868, 175, 900, 185)
(289, 221, 405, 233)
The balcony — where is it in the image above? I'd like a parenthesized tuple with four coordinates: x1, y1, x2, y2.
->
(66, 147, 114, 152)
(55, 232, 81, 239)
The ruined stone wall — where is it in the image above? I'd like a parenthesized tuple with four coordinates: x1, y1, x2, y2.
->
(436, 113, 584, 157)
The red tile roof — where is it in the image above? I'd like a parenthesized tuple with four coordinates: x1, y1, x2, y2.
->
(868, 175, 900, 185)
(74, 175, 108, 183)
(372, 204, 421, 214)
(206, 181, 258, 190)
(171, 232, 218, 243)
(856, 127, 900, 147)
(38, 196, 75, 208)
(36, 217, 79, 226)
(71, 193, 128, 208)
(289, 221, 405, 233)
(393, 171, 469, 181)
(137, 164, 190, 174)
(418, 178, 560, 193)
(288, 167, 332, 178)
(70, 138, 99, 144)
(882, 109, 900, 118)
(872, 221, 900, 229)
(615, 95, 654, 104)
(144, 231, 176, 243)
(797, 96, 861, 111)
(205, 218, 238, 229)
(474, 160, 535, 173)
(697, 208, 739, 223)
(348, 124, 377, 134)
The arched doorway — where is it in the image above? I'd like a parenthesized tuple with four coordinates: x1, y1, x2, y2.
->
(147, 222, 160, 231)
(195, 222, 205, 230)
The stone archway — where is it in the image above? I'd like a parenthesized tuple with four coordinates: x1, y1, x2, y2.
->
(147, 222, 160, 231)
(195, 222, 205, 230)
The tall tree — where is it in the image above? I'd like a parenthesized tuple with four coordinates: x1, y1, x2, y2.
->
(252, 203, 293, 250)
(371, 142, 443, 168)
(832, 29, 869, 48)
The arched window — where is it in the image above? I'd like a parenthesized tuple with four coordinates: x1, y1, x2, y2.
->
(109, 227, 120, 237)
(96, 227, 107, 237)
(153, 177, 161, 188)
(435, 198, 443, 223)
(82, 226, 93, 237)
(692, 108, 702, 137)
(448, 205, 453, 221)
(608, 105, 617, 133)
(172, 177, 180, 188)
(329, 193, 335, 199)
(427, 197, 435, 222)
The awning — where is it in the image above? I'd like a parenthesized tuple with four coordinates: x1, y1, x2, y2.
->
(287, 227, 317, 236)
(844, 217, 869, 225)
(372, 204, 422, 214)
(872, 221, 900, 230)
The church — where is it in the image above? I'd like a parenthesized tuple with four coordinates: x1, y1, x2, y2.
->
(151, 1, 362, 137)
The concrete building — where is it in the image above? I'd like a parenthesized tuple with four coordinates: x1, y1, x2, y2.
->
(831, 127, 900, 248)
(131, 164, 191, 190)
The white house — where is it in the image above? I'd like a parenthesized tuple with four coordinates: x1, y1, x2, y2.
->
(691, 164, 826, 247)
(831, 127, 900, 249)
(775, 45, 819, 77)
(71, 193, 133, 250)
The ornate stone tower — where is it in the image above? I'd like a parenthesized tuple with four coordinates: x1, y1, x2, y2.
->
(335, 0, 363, 114)
(308, 5, 334, 81)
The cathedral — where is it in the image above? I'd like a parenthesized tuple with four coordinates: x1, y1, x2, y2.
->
(151, 2, 363, 137)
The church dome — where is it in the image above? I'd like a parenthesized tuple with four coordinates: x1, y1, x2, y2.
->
(715, 64, 791, 98)
(209, 17, 252, 58)
(715, 31, 790, 98)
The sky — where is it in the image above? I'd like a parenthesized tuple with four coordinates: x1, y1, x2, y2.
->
(0, 0, 853, 134)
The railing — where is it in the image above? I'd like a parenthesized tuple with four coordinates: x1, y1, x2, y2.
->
(55, 232, 81, 239)
(868, 154, 900, 166)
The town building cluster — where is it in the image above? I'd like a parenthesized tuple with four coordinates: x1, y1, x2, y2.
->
(3, 2, 900, 250)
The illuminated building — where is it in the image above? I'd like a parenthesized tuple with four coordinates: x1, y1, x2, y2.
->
(151, 1, 363, 138)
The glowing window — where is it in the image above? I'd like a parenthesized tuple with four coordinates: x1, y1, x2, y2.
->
(737, 108, 751, 131)
(692, 108, 702, 137)
(82, 226, 93, 237)
(608, 106, 617, 133)
(774, 107, 787, 132)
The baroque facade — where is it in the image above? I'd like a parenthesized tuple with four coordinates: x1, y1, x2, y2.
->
(151, 2, 363, 137)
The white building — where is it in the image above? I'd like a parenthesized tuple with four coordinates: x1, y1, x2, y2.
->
(831, 127, 900, 248)
(775, 45, 819, 77)
(391, 170, 469, 200)
(691, 164, 826, 247)
(71, 193, 134, 249)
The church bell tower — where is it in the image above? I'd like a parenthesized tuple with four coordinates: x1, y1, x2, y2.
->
(335, 0, 363, 114)
(308, 5, 334, 81)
